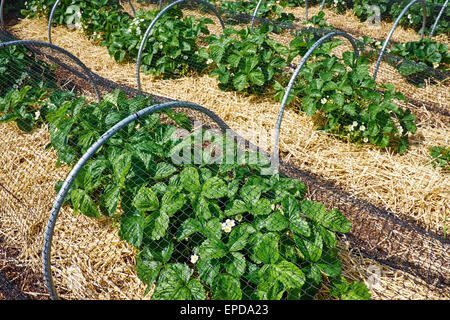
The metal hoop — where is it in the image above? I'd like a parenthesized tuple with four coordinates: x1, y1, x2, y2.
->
(0, 39, 101, 102)
(48, 0, 61, 45)
(136, 0, 225, 92)
(272, 31, 359, 169)
(320, 0, 326, 11)
(42, 100, 230, 300)
(0, 0, 5, 31)
(373, 0, 427, 80)
(127, 0, 136, 16)
(429, 0, 448, 38)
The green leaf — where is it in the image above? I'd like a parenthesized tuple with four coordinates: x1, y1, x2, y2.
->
(177, 218, 201, 241)
(99, 184, 120, 217)
(283, 195, 311, 236)
(136, 257, 162, 287)
(119, 212, 144, 247)
(153, 263, 206, 300)
(112, 152, 132, 187)
(225, 199, 248, 216)
(272, 260, 306, 289)
(152, 211, 170, 240)
(225, 252, 246, 278)
(180, 167, 201, 193)
(233, 73, 247, 91)
(133, 186, 159, 212)
(321, 209, 352, 233)
(262, 211, 289, 231)
(248, 70, 265, 86)
(199, 238, 228, 259)
(251, 232, 279, 264)
(16, 114, 34, 132)
(160, 189, 185, 216)
(302, 96, 317, 117)
(316, 248, 341, 277)
(212, 274, 242, 300)
(154, 162, 177, 180)
(70, 189, 100, 218)
(252, 198, 272, 216)
(197, 258, 220, 287)
(240, 176, 267, 205)
(300, 200, 326, 225)
(228, 224, 251, 252)
(202, 177, 228, 199)
(294, 229, 323, 262)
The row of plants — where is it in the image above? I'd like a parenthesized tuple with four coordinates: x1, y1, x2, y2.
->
(359, 35, 449, 86)
(258, 0, 449, 36)
(352, 0, 449, 36)
(21, 1, 419, 155)
(0, 75, 371, 299)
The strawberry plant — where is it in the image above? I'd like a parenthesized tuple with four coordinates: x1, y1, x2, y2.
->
(390, 0, 449, 36)
(0, 79, 371, 299)
(43, 88, 369, 299)
(429, 146, 450, 170)
(390, 39, 450, 74)
(107, 8, 213, 78)
(0, 43, 56, 95)
(0, 86, 51, 132)
(275, 52, 417, 154)
(202, 24, 289, 94)
(352, 0, 449, 36)
(219, 0, 295, 28)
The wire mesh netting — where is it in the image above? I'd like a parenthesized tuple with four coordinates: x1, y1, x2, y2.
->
(0, 0, 449, 300)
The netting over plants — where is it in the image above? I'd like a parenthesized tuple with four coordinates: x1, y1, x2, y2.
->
(0, 0, 448, 300)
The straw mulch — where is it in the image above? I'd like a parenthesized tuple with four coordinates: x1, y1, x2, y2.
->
(1, 9, 449, 299)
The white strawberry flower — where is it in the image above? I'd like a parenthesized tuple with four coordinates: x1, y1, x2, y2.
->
(348, 125, 354, 132)
(206, 58, 213, 65)
(363, 137, 369, 143)
(235, 214, 243, 222)
(320, 98, 328, 104)
(352, 121, 358, 127)
(359, 125, 366, 131)
(221, 221, 233, 233)
(183, 55, 188, 60)
(34, 110, 40, 120)
(397, 126, 403, 135)
(225, 219, 235, 227)
(433, 62, 439, 69)
(190, 254, 199, 264)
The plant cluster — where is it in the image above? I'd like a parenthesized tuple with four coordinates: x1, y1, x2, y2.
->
(0, 84, 371, 300)
(107, 8, 213, 77)
(22, 1, 213, 78)
(0, 42, 56, 95)
(19, 1, 418, 154)
(352, 0, 449, 35)
(390, 39, 450, 75)
(202, 24, 289, 93)
(429, 146, 450, 170)
(274, 52, 417, 154)
(219, 0, 296, 28)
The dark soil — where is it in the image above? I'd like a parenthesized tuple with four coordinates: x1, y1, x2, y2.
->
(0, 237, 48, 300)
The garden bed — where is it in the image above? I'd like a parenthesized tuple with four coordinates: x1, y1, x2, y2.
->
(0, 0, 449, 300)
